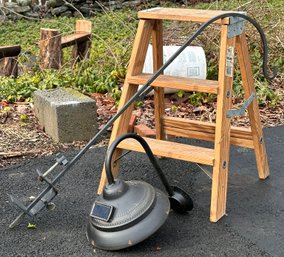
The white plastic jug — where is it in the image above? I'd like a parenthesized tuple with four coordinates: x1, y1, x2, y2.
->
(141, 44, 207, 94)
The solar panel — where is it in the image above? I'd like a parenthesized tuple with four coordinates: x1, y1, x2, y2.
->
(90, 202, 114, 222)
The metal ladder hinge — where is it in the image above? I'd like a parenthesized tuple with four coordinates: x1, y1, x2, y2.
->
(228, 16, 246, 38)
(227, 92, 255, 118)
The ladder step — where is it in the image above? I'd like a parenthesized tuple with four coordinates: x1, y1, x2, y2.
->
(138, 8, 234, 25)
(128, 73, 219, 94)
(163, 116, 254, 148)
(117, 137, 215, 165)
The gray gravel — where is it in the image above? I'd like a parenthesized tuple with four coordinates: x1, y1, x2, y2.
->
(1, 126, 283, 257)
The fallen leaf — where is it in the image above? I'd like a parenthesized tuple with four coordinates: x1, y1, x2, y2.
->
(27, 223, 37, 229)
(20, 114, 28, 122)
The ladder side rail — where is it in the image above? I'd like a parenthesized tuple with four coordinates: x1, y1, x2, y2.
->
(210, 24, 236, 222)
(152, 20, 166, 140)
(235, 33, 269, 179)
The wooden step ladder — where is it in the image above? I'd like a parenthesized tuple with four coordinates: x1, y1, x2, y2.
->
(97, 8, 269, 222)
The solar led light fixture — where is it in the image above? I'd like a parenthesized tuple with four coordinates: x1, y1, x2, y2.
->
(86, 133, 193, 250)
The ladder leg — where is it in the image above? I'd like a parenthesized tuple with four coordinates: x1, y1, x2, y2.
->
(210, 25, 236, 222)
(152, 20, 165, 140)
(97, 19, 155, 194)
(236, 33, 269, 179)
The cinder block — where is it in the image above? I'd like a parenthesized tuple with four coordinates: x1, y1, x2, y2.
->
(33, 88, 97, 143)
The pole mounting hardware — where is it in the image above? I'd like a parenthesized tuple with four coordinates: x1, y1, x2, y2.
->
(37, 153, 68, 181)
(8, 154, 68, 229)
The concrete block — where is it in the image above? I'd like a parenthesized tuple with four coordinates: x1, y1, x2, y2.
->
(33, 88, 97, 143)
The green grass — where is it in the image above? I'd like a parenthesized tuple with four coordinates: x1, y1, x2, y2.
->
(0, 0, 283, 106)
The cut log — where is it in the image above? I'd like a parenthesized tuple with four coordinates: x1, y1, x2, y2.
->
(39, 28, 62, 69)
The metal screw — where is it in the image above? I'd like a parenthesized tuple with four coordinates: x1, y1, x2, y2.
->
(222, 160, 227, 169)
(226, 90, 230, 98)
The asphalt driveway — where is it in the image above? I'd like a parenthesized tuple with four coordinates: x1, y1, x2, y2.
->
(1, 126, 283, 256)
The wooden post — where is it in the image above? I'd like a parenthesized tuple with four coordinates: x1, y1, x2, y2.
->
(39, 28, 62, 69)
(72, 20, 92, 63)
(0, 45, 21, 77)
(3, 57, 18, 77)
